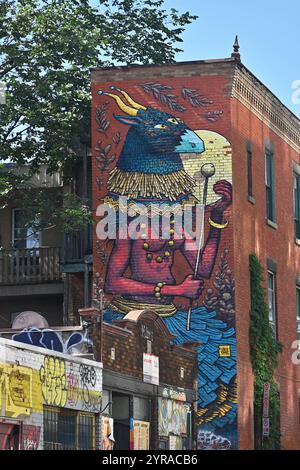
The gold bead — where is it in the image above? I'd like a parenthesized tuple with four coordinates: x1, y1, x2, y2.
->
(156, 256, 163, 263)
(164, 251, 171, 257)
(169, 229, 175, 236)
(140, 223, 147, 229)
(170, 219, 175, 225)
(168, 240, 174, 247)
(143, 242, 149, 250)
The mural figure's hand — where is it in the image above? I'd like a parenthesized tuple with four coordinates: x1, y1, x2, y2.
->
(177, 274, 204, 300)
(211, 180, 232, 211)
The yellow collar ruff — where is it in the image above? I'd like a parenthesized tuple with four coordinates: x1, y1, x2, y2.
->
(107, 167, 196, 201)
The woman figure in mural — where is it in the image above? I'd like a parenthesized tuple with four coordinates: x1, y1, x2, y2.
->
(98, 87, 238, 448)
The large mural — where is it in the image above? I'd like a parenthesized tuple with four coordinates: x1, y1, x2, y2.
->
(93, 81, 237, 449)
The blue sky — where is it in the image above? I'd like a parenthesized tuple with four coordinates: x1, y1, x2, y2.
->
(164, 0, 300, 117)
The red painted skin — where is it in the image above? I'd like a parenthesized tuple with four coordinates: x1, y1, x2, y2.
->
(105, 180, 232, 305)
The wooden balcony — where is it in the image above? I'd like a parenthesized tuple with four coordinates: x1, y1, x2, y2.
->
(0, 247, 62, 285)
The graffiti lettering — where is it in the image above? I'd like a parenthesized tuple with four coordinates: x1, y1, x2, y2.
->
(79, 364, 96, 387)
(197, 431, 231, 450)
(79, 364, 101, 412)
(23, 425, 41, 450)
(162, 388, 186, 402)
(39, 356, 67, 407)
(13, 328, 90, 354)
(66, 364, 79, 407)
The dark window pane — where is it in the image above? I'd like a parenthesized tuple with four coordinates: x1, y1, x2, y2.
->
(247, 149, 253, 197)
(294, 174, 300, 239)
(265, 150, 275, 221)
(297, 288, 300, 320)
(43, 407, 95, 450)
(268, 271, 277, 337)
(12, 209, 40, 249)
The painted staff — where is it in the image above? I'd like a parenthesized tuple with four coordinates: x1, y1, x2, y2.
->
(186, 163, 216, 331)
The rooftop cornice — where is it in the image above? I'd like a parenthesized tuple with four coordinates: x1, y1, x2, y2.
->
(232, 65, 300, 152)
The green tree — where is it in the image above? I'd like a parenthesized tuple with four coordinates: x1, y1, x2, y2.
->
(0, 0, 196, 230)
(0, 0, 196, 172)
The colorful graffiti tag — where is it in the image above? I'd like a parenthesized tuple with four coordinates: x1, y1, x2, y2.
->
(12, 328, 91, 354)
(158, 398, 189, 437)
(79, 364, 102, 412)
(22, 425, 41, 450)
(94, 84, 237, 448)
(39, 356, 67, 407)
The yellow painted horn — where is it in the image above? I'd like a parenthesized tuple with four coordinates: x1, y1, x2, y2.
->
(110, 86, 146, 111)
(97, 91, 138, 116)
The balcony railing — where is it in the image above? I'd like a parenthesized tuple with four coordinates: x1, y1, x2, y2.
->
(0, 247, 62, 285)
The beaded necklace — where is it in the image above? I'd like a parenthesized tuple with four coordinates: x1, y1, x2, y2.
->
(140, 218, 178, 264)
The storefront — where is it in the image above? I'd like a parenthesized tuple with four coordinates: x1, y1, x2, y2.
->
(158, 386, 193, 450)
(101, 388, 151, 450)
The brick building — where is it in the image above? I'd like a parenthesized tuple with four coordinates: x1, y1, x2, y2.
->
(0, 155, 92, 329)
(91, 45, 300, 450)
(79, 307, 198, 450)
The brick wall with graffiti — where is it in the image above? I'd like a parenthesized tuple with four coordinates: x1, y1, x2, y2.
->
(91, 67, 238, 449)
(0, 337, 102, 450)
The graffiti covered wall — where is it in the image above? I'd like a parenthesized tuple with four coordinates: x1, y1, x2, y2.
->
(92, 74, 237, 448)
(0, 338, 102, 450)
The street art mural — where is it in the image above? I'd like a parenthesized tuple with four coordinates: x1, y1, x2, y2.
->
(93, 81, 237, 449)
(158, 398, 190, 437)
(0, 339, 102, 449)
(12, 328, 91, 354)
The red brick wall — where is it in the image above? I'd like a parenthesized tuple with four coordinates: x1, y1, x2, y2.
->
(70, 273, 85, 325)
(94, 318, 197, 390)
(91, 62, 238, 449)
(231, 96, 300, 450)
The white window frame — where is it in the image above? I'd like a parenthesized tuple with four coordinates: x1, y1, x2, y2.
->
(11, 208, 41, 249)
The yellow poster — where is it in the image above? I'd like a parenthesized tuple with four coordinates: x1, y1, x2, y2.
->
(133, 420, 150, 450)
(102, 416, 115, 450)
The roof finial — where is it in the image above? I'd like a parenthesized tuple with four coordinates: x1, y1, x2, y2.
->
(231, 35, 241, 61)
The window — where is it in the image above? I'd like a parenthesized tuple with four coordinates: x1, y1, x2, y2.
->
(294, 174, 300, 240)
(297, 287, 300, 334)
(102, 390, 112, 415)
(247, 142, 253, 198)
(43, 407, 96, 450)
(265, 149, 275, 222)
(268, 271, 277, 336)
(133, 397, 150, 422)
(12, 208, 40, 249)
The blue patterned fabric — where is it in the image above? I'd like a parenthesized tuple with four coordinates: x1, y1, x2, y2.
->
(104, 306, 237, 430)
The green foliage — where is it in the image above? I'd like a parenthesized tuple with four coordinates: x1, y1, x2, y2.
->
(0, 0, 197, 173)
(12, 187, 94, 233)
(249, 253, 282, 450)
(0, 0, 196, 230)
(0, 164, 31, 208)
